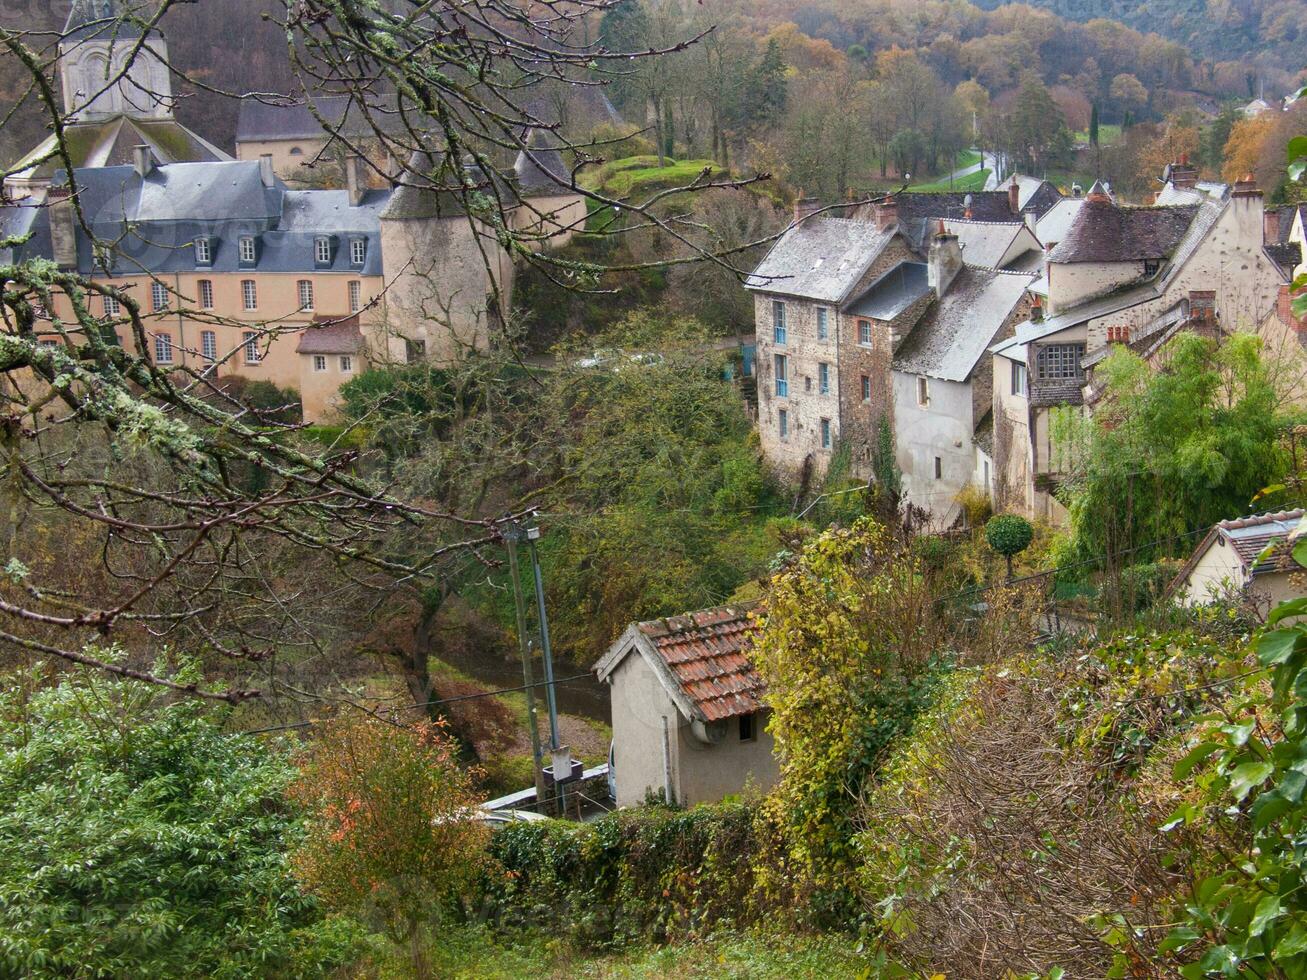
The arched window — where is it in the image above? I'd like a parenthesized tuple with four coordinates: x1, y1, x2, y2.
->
(289, 147, 304, 156)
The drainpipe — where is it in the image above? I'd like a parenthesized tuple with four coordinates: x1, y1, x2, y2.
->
(661, 715, 674, 805)
(174, 271, 186, 368)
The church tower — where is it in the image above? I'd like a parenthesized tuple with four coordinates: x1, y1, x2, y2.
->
(59, 0, 174, 121)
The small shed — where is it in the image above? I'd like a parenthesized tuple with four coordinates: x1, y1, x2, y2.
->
(1171, 510, 1304, 611)
(594, 603, 778, 808)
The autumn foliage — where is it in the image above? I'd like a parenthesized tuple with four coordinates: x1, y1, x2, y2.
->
(289, 717, 491, 972)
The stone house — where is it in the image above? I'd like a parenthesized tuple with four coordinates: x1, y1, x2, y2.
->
(891, 227, 1035, 523)
(989, 176, 1286, 520)
(1170, 510, 1304, 612)
(594, 604, 777, 808)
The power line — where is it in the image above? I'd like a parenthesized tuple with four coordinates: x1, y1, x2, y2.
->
(237, 672, 595, 736)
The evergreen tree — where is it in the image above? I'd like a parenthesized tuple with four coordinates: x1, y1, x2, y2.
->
(1089, 103, 1100, 147)
(597, 0, 652, 114)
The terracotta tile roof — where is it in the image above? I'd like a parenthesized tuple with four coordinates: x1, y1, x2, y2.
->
(635, 603, 764, 722)
(1219, 510, 1304, 575)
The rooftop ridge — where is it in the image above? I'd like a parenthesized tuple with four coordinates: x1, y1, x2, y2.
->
(1219, 509, 1304, 531)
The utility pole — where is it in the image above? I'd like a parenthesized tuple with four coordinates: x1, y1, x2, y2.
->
(526, 526, 561, 753)
(503, 523, 547, 810)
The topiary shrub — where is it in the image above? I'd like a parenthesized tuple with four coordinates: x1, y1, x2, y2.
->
(986, 514, 1033, 580)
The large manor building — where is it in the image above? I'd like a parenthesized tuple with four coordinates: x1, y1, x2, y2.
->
(1, 0, 586, 422)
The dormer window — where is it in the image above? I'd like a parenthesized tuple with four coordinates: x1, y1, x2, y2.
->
(1143, 259, 1160, 277)
(349, 238, 367, 266)
(314, 236, 333, 266)
(238, 236, 257, 266)
(194, 237, 212, 265)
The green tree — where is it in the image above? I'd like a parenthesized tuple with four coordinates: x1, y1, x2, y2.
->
(0, 661, 356, 978)
(986, 514, 1034, 580)
(1053, 333, 1293, 563)
(1090, 102, 1100, 147)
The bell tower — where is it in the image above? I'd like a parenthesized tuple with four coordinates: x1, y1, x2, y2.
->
(59, 0, 174, 121)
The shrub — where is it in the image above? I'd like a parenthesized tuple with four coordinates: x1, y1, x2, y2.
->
(484, 801, 768, 947)
(0, 661, 357, 978)
(985, 513, 1033, 579)
(954, 483, 993, 528)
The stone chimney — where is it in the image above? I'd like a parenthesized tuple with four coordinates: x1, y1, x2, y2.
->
(1231, 173, 1265, 255)
(47, 187, 77, 269)
(1024, 209, 1038, 234)
(1265, 208, 1281, 243)
(1278, 284, 1306, 335)
(258, 153, 276, 188)
(1030, 301, 1044, 322)
(875, 196, 898, 232)
(1008, 178, 1020, 214)
(1189, 289, 1217, 323)
(793, 196, 821, 223)
(132, 144, 154, 179)
(346, 154, 365, 207)
(928, 220, 962, 299)
(1169, 153, 1197, 189)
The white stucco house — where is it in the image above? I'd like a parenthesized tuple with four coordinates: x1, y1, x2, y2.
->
(594, 604, 778, 809)
(1170, 510, 1304, 612)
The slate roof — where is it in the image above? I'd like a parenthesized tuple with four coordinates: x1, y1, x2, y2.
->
(379, 150, 506, 221)
(845, 262, 928, 320)
(943, 218, 1034, 269)
(894, 190, 1036, 251)
(235, 95, 409, 143)
(1048, 200, 1199, 264)
(1034, 198, 1086, 246)
(8, 160, 390, 277)
(745, 217, 895, 303)
(514, 132, 572, 195)
(1004, 174, 1063, 215)
(594, 603, 765, 723)
(1266, 242, 1301, 280)
(296, 316, 365, 354)
(974, 410, 994, 456)
(892, 267, 1035, 382)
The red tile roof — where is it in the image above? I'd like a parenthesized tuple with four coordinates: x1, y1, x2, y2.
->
(635, 604, 764, 722)
(1220, 510, 1303, 574)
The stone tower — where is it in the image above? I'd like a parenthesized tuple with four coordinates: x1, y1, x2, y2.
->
(59, 0, 174, 121)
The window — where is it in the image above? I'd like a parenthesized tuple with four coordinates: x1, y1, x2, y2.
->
(816, 306, 829, 341)
(241, 279, 257, 311)
(151, 281, 168, 312)
(772, 300, 787, 344)
(297, 279, 314, 310)
(773, 353, 788, 398)
(818, 362, 830, 395)
(917, 376, 930, 407)
(289, 146, 303, 156)
(820, 417, 832, 449)
(805, 376, 812, 393)
(777, 408, 788, 439)
(102, 293, 120, 317)
(314, 236, 332, 265)
(1035, 343, 1085, 381)
(983, 459, 991, 488)
(858, 320, 872, 346)
(313, 354, 327, 372)
(200, 330, 216, 362)
(348, 280, 362, 312)
(934, 456, 943, 479)
(739, 713, 756, 742)
(242, 330, 261, 364)
(197, 279, 214, 309)
(1143, 259, 1160, 277)
(98, 323, 120, 346)
(238, 236, 256, 265)
(154, 332, 173, 363)
(861, 375, 871, 402)
(1011, 361, 1028, 396)
(193, 237, 211, 265)
(349, 238, 367, 266)
(339, 355, 353, 373)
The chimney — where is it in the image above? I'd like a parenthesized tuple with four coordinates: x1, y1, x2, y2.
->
(1030, 301, 1044, 322)
(258, 153, 276, 188)
(875, 196, 898, 232)
(1189, 289, 1217, 323)
(1265, 208, 1280, 243)
(132, 144, 154, 179)
(793, 196, 821, 223)
(1278, 284, 1306, 334)
(1024, 209, 1037, 234)
(346, 154, 365, 207)
(1008, 178, 1020, 214)
(1232, 173, 1262, 200)
(928, 220, 962, 299)
(47, 186, 77, 269)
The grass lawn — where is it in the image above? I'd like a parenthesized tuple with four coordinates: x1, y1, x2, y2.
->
(1074, 123, 1122, 146)
(358, 927, 870, 978)
(907, 168, 990, 193)
(581, 155, 721, 198)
